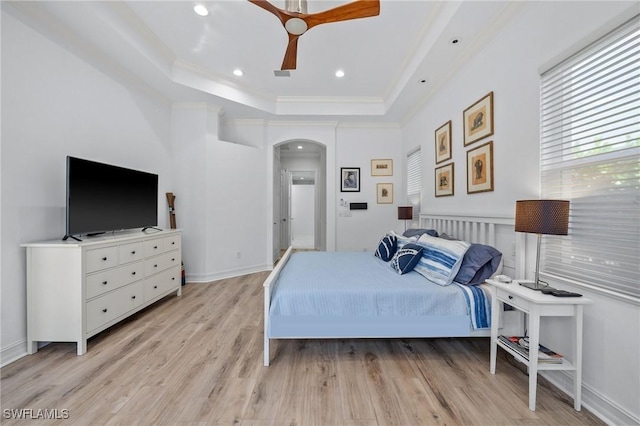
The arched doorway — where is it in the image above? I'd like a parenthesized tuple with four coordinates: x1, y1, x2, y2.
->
(273, 140, 327, 259)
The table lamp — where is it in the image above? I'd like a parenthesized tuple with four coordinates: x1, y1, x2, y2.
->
(398, 206, 413, 231)
(515, 199, 570, 290)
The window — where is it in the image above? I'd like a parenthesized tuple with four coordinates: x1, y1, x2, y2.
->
(540, 16, 639, 300)
(406, 148, 422, 223)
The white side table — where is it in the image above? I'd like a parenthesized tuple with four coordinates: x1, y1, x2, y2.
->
(486, 279, 593, 411)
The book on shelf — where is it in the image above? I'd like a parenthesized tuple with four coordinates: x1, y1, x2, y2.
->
(498, 335, 564, 363)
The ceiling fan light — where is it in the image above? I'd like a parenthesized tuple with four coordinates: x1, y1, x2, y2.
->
(285, 18, 308, 35)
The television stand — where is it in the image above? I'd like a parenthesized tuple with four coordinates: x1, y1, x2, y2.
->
(142, 226, 162, 232)
(62, 234, 82, 242)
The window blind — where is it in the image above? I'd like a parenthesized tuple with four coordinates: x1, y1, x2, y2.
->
(407, 148, 422, 218)
(540, 15, 640, 300)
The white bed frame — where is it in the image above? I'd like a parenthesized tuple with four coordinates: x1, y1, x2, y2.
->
(263, 214, 518, 366)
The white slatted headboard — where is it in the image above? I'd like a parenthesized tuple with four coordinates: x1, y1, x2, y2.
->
(419, 213, 520, 278)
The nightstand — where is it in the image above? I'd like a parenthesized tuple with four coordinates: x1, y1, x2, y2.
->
(486, 279, 593, 411)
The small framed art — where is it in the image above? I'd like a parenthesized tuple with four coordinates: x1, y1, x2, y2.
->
(435, 121, 452, 164)
(371, 159, 393, 176)
(341, 167, 360, 192)
(376, 183, 393, 204)
(463, 91, 494, 146)
(467, 141, 494, 194)
(435, 163, 454, 197)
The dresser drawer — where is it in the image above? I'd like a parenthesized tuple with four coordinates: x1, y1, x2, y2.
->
(164, 235, 181, 252)
(144, 238, 165, 257)
(144, 267, 180, 302)
(86, 263, 143, 299)
(497, 288, 531, 312)
(144, 250, 180, 276)
(86, 281, 144, 333)
(119, 242, 144, 264)
(86, 246, 118, 273)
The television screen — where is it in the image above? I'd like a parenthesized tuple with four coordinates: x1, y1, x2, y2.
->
(66, 156, 158, 238)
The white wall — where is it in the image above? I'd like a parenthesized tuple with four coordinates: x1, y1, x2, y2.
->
(1, 11, 173, 364)
(335, 124, 404, 251)
(402, 2, 640, 424)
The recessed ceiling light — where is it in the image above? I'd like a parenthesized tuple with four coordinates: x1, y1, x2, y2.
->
(335, 70, 345, 78)
(194, 4, 209, 16)
(297, 145, 303, 149)
(233, 69, 244, 77)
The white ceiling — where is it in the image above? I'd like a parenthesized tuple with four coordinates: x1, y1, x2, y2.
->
(4, 0, 526, 124)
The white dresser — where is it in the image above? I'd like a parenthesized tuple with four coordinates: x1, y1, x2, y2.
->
(22, 229, 182, 355)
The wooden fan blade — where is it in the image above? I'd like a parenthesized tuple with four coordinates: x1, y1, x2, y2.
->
(281, 34, 300, 70)
(247, 0, 290, 26)
(305, 0, 380, 30)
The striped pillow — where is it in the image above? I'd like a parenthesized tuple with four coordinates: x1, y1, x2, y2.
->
(414, 234, 470, 286)
(375, 234, 397, 262)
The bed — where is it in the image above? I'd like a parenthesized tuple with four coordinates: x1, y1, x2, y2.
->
(263, 214, 517, 366)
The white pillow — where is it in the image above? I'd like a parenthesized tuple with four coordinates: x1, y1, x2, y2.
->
(413, 234, 471, 286)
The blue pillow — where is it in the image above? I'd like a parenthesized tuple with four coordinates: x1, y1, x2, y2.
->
(413, 234, 470, 286)
(375, 234, 397, 262)
(390, 243, 423, 275)
(454, 243, 503, 285)
(403, 228, 439, 238)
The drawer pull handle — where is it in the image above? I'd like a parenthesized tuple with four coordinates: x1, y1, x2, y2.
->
(131, 271, 136, 275)
(172, 277, 175, 281)
(102, 281, 108, 285)
(154, 285, 158, 289)
(508, 295, 513, 300)
(172, 242, 175, 245)
(131, 295, 136, 299)
(154, 246, 158, 249)
(131, 251, 136, 255)
(172, 258, 175, 262)
(102, 257, 108, 261)
(154, 264, 158, 268)
(102, 308, 108, 313)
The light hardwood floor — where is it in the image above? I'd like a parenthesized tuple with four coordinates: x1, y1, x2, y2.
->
(1, 272, 604, 425)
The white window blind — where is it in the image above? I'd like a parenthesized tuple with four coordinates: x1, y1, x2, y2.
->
(407, 148, 422, 218)
(540, 15, 640, 300)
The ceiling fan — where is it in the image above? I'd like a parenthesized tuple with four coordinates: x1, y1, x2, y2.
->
(248, 0, 380, 70)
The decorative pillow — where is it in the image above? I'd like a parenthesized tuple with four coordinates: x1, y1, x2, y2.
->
(374, 234, 397, 262)
(413, 234, 470, 286)
(403, 228, 439, 238)
(390, 231, 418, 250)
(454, 243, 503, 285)
(390, 243, 424, 275)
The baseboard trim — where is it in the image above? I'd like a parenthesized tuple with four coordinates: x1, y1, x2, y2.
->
(1, 339, 28, 368)
(540, 370, 639, 426)
(186, 264, 272, 283)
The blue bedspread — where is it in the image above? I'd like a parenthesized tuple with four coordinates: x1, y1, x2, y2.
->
(270, 251, 491, 329)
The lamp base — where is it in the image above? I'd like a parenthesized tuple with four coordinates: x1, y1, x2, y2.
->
(518, 280, 543, 291)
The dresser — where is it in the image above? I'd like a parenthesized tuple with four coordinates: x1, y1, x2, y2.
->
(23, 229, 182, 355)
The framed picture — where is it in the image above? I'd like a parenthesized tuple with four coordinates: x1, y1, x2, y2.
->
(467, 141, 494, 194)
(371, 159, 393, 176)
(340, 167, 360, 192)
(376, 183, 393, 204)
(435, 121, 452, 164)
(463, 91, 494, 146)
(435, 163, 454, 197)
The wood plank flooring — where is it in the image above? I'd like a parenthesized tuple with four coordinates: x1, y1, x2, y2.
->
(1, 272, 605, 425)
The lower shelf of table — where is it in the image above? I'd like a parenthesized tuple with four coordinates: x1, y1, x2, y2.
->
(495, 340, 576, 371)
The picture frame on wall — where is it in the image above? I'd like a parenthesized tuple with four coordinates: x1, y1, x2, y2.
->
(435, 163, 454, 197)
(376, 183, 393, 204)
(340, 167, 360, 192)
(463, 91, 494, 146)
(467, 141, 494, 194)
(371, 159, 393, 176)
(435, 121, 452, 164)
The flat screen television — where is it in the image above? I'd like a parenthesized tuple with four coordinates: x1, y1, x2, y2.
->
(64, 156, 158, 240)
